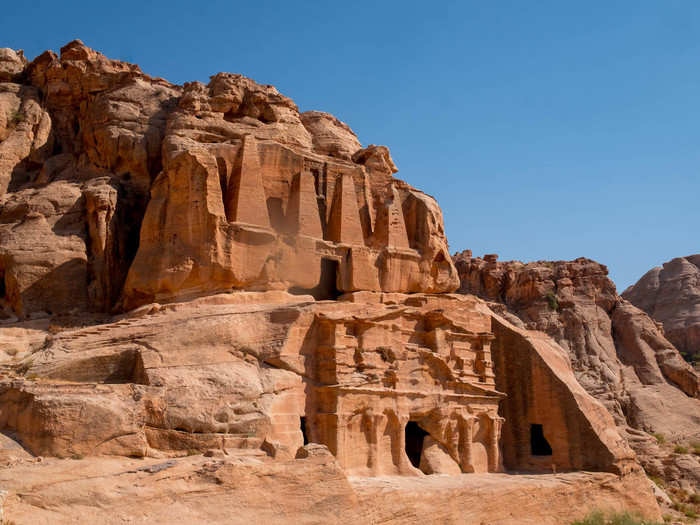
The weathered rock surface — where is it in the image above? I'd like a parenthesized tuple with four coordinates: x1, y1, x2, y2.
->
(0, 454, 660, 525)
(0, 41, 671, 523)
(454, 252, 700, 492)
(0, 40, 458, 320)
(0, 48, 27, 82)
(0, 292, 635, 477)
(623, 254, 700, 365)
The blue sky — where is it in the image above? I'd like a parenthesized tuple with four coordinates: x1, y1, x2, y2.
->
(3, 1, 698, 290)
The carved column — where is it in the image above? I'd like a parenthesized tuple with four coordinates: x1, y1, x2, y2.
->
(488, 415, 504, 472)
(366, 411, 385, 476)
(336, 413, 349, 470)
(458, 414, 475, 473)
(396, 414, 410, 473)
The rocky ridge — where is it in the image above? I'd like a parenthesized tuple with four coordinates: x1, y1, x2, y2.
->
(454, 251, 700, 495)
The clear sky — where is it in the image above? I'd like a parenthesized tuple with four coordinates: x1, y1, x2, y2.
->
(3, 1, 698, 291)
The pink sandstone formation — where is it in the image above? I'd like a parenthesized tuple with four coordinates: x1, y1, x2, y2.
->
(623, 254, 700, 366)
(0, 41, 666, 523)
(454, 252, 700, 496)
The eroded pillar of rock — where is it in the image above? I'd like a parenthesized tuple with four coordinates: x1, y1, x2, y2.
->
(84, 181, 118, 311)
(287, 171, 323, 238)
(225, 134, 271, 228)
(326, 173, 364, 245)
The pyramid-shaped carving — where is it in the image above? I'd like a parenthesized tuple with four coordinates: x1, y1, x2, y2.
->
(287, 171, 323, 238)
(326, 173, 364, 245)
(225, 134, 271, 228)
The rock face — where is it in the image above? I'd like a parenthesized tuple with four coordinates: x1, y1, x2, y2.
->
(0, 40, 458, 319)
(0, 292, 635, 478)
(0, 455, 660, 525)
(623, 254, 700, 365)
(454, 252, 700, 491)
(0, 41, 666, 523)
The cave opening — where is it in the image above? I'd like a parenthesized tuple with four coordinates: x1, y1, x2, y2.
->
(300, 416, 309, 445)
(405, 421, 429, 468)
(530, 423, 552, 456)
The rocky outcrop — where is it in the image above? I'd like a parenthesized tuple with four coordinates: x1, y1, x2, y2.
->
(0, 40, 458, 320)
(623, 254, 700, 365)
(454, 252, 700, 491)
(0, 41, 670, 522)
(0, 291, 634, 479)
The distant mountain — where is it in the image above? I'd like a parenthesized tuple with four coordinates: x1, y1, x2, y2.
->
(623, 255, 700, 367)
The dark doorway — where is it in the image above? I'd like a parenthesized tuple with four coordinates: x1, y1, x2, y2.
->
(530, 424, 552, 456)
(405, 421, 429, 468)
(317, 258, 339, 300)
(300, 416, 309, 445)
(289, 258, 340, 301)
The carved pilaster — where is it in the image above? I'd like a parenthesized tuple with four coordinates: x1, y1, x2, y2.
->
(397, 414, 411, 473)
(458, 414, 475, 473)
(366, 410, 386, 476)
(488, 415, 504, 472)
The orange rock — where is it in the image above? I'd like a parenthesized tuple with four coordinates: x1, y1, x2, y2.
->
(0, 41, 671, 522)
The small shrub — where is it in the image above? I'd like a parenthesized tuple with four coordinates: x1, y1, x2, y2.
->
(571, 510, 605, 525)
(688, 493, 700, 504)
(652, 432, 666, 445)
(648, 475, 665, 488)
(70, 453, 84, 460)
(9, 109, 24, 126)
(672, 502, 691, 515)
(570, 510, 663, 525)
(684, 508, 698, 520)
(673, 445, 689, 454)
(545, 291, 559, 311)
(690, 441, 700, 456)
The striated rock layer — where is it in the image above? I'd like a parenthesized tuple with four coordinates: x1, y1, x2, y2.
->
(623, 254, 700, 366)
(454, 252, 700, 492)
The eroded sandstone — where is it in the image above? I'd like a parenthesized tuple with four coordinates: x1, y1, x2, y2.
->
(454, 252, 700, 494)
(0, 41, 669, 523)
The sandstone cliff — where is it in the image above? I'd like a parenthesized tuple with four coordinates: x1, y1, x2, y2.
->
(623, 254, 700, 367)
(0, 42, 666, 523)
(454, 252, 700, 493)
(0, 40, 459, 323)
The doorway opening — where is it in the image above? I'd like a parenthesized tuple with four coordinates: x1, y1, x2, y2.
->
(405, 421, 429, 468)
(530, 424, 552, 456)
(317, 258, 339, 300)
(289, 258, 340, 301)
(300, 416, 309, 445)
